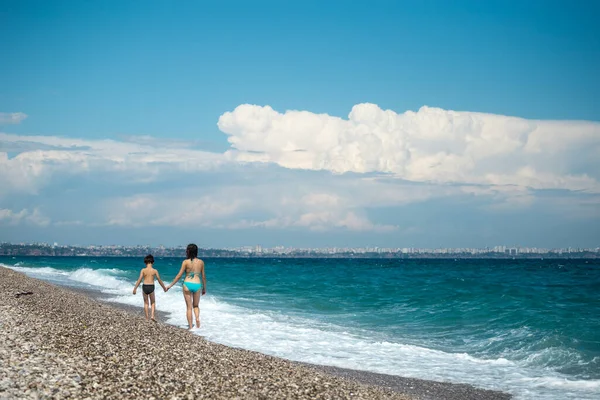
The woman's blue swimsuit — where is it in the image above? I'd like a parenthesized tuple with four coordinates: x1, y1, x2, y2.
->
(183, 271, 202, 293)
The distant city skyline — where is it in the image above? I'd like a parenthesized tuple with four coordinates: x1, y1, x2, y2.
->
(2, 241, 599, 262)
(1, 1, 599, 248)
(2, 241, 598, 255)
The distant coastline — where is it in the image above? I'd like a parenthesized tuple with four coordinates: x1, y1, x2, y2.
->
(1, 242, 598, 259)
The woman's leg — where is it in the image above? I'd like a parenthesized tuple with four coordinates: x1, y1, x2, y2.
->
(183, 289, 193, 329)
(192, 291, 201, 328)
(143, 292, 149, 320)
(149, 291, 156, 321)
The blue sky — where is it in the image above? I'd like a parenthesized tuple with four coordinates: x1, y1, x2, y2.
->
(1, 0, 599, 248)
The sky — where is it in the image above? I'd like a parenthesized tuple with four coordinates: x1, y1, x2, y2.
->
(1, 0, 599, 248)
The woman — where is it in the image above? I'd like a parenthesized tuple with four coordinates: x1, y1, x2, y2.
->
(167, 243, 206, 329)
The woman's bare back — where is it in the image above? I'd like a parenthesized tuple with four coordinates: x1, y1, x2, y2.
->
(184, 258, 204, 282)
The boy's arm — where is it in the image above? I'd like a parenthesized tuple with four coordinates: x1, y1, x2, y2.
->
(167, 262, 186, 290)
(156, 271, 167, 291)
(133, 270, 143, 294)
(201, 261, 206, 295)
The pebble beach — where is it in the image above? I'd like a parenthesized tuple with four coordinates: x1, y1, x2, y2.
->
(0, 266, 511, 399)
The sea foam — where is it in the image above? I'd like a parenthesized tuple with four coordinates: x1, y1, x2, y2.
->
(4, 262, 599, 400)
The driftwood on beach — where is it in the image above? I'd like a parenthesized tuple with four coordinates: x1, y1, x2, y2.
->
(0, 267, 510, 399)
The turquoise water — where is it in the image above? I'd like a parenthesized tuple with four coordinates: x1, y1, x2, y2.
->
(3, 256, 599, 399)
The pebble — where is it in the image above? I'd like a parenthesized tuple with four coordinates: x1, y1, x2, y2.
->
(0, 267, 410, 399)
(1, 266, 510, 400)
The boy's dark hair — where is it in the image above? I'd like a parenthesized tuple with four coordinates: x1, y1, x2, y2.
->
(186, 243, 198, 260)
(144, 254, 154, 265)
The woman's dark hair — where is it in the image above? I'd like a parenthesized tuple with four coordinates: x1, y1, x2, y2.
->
(186, 243, 198, 260)
(144, 254, 154, 265)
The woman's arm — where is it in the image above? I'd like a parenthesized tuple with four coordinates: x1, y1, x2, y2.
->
(133, 270, 143, 294)
(167, 261, 187, 290)
(201, 261, 206, 295)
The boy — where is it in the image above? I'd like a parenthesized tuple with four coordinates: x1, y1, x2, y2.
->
(133, 254, 167, 321)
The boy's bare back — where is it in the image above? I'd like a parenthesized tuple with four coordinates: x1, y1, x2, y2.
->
(142, 266, 159, 284)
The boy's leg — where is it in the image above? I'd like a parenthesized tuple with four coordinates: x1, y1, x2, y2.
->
(183, 290, 193, 329)
(143, 292, 149, 320)
(192, 291, 201, 328)
(150, 292, 156, 321)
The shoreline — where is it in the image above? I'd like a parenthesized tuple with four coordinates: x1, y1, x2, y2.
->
(2, 253, 598, 260)
(82, 288, 511, 400)
(1, 266, 511, 399)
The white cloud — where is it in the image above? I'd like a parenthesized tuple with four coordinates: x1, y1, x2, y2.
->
(0, 133, 229, 195)
(1, 131, 404, 232)
(248, 211, 396, 232)
(0, 207, 50, 226)
(462, 185, 536, 211)
(53, 220, 84, 227)
(26, 208, 51, 226)
(218, 104, 600, 192)
(98, 181, 399, 232)
(2, 104, 599, 236)
(0, 208, 28, 224)
(0, 132, 228, 168)
(228, 190, 397, 232)
(0, 112, 27, 124)
(103, 191, 249, 228)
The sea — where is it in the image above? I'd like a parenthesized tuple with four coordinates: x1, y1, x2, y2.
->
(2, 256, 599, 400)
